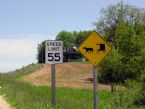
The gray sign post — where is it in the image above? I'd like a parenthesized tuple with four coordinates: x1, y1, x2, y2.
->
(93, 66, 98, 109)
(51, 64, 56, 105)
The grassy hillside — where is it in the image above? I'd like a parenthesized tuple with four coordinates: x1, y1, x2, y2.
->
(0, 63, 144, 109)
(23, 63, 111, 90)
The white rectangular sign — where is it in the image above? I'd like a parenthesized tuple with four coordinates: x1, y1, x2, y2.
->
(45, 40, 63, 64)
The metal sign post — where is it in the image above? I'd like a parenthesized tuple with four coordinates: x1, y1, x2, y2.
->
(93, 66, 98, 109)
(51, 64, 56, 105)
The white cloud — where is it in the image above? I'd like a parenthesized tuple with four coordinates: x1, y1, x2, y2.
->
(0, 34, 55, 72)
(0, 39, 36, 55)
(0, 34, 55, 55)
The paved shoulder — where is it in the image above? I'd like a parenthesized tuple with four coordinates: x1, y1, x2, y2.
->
(0, 95, 12, 109)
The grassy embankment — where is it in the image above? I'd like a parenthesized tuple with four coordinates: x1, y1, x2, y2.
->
(0, 63, 144, 109)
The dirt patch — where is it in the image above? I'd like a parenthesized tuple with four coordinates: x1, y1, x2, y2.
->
(0, 95, 12, 109)
(24, 62, 111, 90)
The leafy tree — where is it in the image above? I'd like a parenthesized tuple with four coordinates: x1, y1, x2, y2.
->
(94, 1, 145, 48)
(55, 31, 74, 52)
(96, 1, 145, 83)
(55, 31, 75, 61)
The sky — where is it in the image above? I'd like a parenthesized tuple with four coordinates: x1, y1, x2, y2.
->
(0, 0, 145, 72)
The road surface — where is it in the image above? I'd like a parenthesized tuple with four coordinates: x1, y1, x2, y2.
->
(0, 95, 12, 109)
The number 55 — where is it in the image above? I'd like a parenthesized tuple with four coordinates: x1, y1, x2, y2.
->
(48, 53, 60, 61)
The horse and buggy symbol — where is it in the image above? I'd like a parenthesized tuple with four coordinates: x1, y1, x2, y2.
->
(83, 44, 105, 54)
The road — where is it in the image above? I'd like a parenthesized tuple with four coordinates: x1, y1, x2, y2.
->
(0, 95, 12, 109)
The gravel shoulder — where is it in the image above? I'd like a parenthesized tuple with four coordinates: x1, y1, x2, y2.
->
(0, 95, 12, 109)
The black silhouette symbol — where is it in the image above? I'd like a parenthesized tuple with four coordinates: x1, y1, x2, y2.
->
(83, 47, 93, 53)
(97, 44, 105, 51)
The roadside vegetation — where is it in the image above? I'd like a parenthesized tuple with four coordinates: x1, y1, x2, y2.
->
(0, 63, 144, 109)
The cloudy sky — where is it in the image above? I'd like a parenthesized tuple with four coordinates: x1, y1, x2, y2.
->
(0, 0, 145, 72)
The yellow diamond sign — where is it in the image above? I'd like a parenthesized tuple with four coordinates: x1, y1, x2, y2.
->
(78, 31, 112, 66)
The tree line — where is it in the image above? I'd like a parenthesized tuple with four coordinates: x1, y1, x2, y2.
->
(37, 30, 91, 63)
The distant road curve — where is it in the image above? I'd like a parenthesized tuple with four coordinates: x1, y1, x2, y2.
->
(0, 95, 12, 109)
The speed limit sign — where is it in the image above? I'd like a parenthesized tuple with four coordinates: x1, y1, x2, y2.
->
(45, 40, 63, 64)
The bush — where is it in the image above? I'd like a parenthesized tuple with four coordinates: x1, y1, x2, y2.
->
(98, 45, 145, 83)
(135, 89, 145, 105)
(134, 77, 145, 105)
(98, 48, 124, 83)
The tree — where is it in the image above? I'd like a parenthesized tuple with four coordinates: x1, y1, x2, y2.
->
(95, 1, 145, 83)
(94, 1, 145, 48)
(55, 31, 75, 61)
(37, 41, 45, 63)
(55, 31, 74, 51)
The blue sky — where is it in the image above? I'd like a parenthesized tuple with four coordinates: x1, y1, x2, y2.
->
(0, 0, 145, 72)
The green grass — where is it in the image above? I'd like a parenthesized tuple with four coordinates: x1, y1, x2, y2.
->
(0, 75, 105, 109)
(0, 75, 144, 109)
(0, 63, 144, 109)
